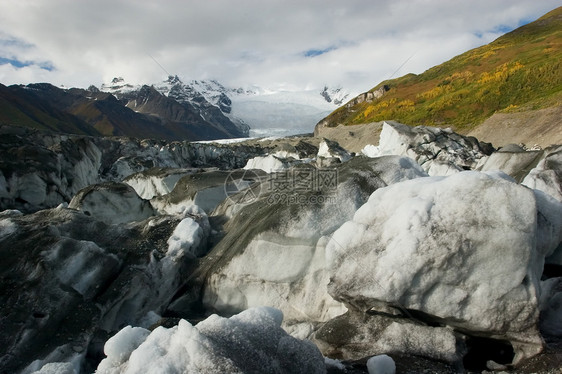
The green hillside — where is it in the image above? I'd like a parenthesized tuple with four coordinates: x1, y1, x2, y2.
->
(320, 6, 562, 133)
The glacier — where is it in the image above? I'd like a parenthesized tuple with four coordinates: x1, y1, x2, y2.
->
(1, 121, 561, 373)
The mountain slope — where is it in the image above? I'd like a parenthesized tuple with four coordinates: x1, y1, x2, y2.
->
(0, 83, 102, 136)
(317, 6, 562, 139)
(0, 79, 248, 141)
(102, 76, 250, 138)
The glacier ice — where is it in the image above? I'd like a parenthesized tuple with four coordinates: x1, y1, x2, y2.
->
(326, 170, 562, 364)
(69, 182, 156, 224)
(197, 156, 427, 337)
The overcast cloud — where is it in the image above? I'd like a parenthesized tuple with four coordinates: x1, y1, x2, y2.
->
(0, 0, 559, 94)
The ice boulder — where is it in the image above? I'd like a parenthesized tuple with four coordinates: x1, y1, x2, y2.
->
(317, 138, 352, 161)
(378, 121, 493, 175)
(476, 146, 544, 182)
(189, 157, 427, 336)
(166, 216, 206, 259)
(96, 307, 326, 374)
(0, 207, 209, 373)
(313, 309, 465, 364)
(151, 169, 265, 214)
(124, 168, 197, 200)
(0, 128, 103, 212)
(326, 171, 562, 364)
(69, 182, 155, 224)
(522, 145, 562, 202)
(244, 154, 293, 173)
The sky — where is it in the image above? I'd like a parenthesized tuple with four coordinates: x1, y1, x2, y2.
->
(0, 0, 559, 95)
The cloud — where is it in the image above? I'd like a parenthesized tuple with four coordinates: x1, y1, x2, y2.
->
(0, 0, 559, 94)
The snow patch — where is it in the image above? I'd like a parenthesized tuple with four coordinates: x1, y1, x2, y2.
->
(324, 357, 345, 370)
(244, 155, 288, 173)
(97, 307, 325, 374)
(361, 144, 381, 158)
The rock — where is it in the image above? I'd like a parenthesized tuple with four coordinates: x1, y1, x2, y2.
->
(499, 144, 527, 153)
(367, 354, 396, 374)
(96, 307, 326, 374)
(294, 140, 319, 159)
(69, 182, 156, 224)
(314, 122, 384, 153)
(377, 121, 494, 175)
(326, 171, 562, 365)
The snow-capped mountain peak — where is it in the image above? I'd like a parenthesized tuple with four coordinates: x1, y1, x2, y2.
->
(100, 77, 140, 95)
(99, 75, 351, 137)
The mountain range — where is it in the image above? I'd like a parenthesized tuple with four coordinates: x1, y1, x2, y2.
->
(0, 78, 247, 141)
(317, 6, 562, 147)
(0, 74, 349, 141)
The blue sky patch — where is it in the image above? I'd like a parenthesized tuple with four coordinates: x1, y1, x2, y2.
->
(0, 56, 54, 71)
(493, 24, 515, 34)
(303, 46, 336, 58)
(477, 17, 535, 38)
